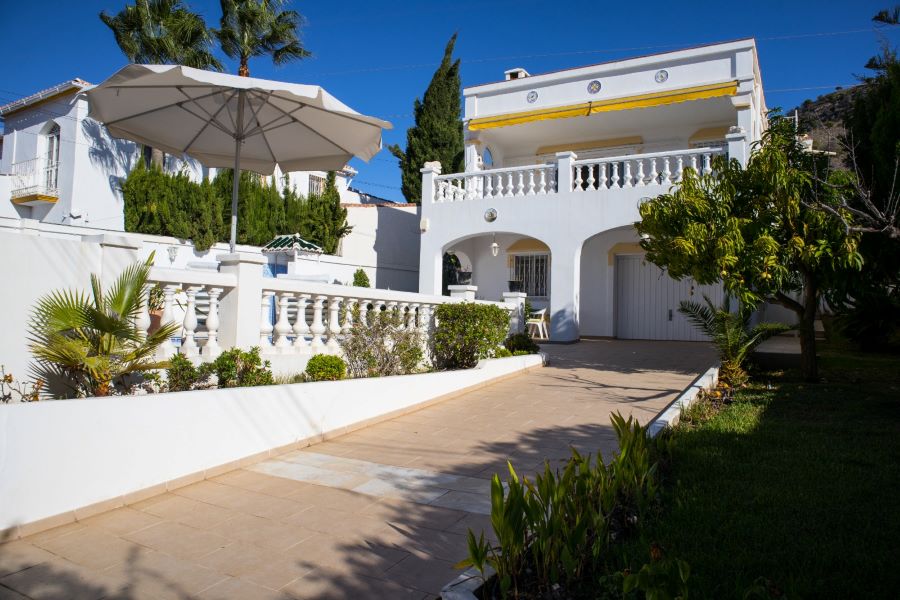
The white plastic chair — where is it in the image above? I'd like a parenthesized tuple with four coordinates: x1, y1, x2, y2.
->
(526, 308, 548, 339)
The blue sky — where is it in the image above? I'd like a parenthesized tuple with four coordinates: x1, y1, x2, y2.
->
(3, 1, 898, 202)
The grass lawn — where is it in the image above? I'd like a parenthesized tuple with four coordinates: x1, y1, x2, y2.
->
(621, 341, 900, 598)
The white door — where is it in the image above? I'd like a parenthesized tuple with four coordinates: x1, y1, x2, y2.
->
(615, 255, 724, 341)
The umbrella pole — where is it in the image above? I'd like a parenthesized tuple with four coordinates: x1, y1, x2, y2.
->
(229, 90, 246, 253)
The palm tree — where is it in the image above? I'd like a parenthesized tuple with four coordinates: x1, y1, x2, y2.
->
(28, 256, 180, 398)
(100, 0, 222, 166)
(215, 0, 311, 77)
(678, 295, 791, 386)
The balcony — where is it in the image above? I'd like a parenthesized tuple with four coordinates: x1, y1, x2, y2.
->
(10, 158, 60, 206)
(426, 147, 727, 203)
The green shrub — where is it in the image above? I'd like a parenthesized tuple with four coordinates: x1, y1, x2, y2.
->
(305, 354, 346, 381)
(504, 332, 540, 354)
(208, 347, 274, 388)
(352, 268, 370, 288)
(458, 412, 659, 597)
(431, 303, 509, 369)
(166, 354, 203, 392)
(342, 308, 422, 378)
(495, 347, 512, 358)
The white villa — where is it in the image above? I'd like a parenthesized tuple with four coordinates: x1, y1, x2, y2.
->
(418, 39, 767, 342)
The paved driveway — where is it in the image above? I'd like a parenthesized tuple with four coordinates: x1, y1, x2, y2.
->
(0, 340, 714, 600)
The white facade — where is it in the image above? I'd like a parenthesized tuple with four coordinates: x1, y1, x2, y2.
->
(419, 39, 768, 342)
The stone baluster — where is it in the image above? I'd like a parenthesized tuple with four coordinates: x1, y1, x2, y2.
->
(624, 161, 633, 188)
(649, 158, 658, 184)
(573, 165, 583, 191)
(293, 294, 311, 351)
(135, 285, 152, 336)
(259, 290, 275, 349)
(585, 165, 595, 191)
(515, 171, 524, 196)
(702, 152, 713, 175)
(408, 303, 420, 330)
(537, 169, 547, 194)
(156, 285, 178, 359)
(359, 299, 370, 326)
(310, 295, 327, 351)
(397, 302, 409, 330)
(484, 173, 493, 198)
(611, 162, 620, 188)
(326, 297, 343, 352)
(182, 286, 202, 358)
(675, 155, 684, 182)
(418, 303, 433, 353)
(274, 292, 294, 352)
(203, 287, 223, 361)
(635, 159, 646, 187)
(342, 298, 356, 334)
(598, 163, 608, 189)
(662, 157, 672, 183)
(690, 154, 699, 174)
(386, 301, 398, 327)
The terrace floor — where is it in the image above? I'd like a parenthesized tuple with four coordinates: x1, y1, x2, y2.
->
(0, 339, 715, 600)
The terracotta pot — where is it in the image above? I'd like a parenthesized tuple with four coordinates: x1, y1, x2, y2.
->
(148, 310, 163, 334)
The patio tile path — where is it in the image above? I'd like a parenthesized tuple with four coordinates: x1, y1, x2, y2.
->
(0, 340, 714, 599)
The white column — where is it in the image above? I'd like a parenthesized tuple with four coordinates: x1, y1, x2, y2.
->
(502, 292, 527, 334)
(274, 292, 294, 352)
(326, 297, 343, 352)
(181, 286, 201, 359)
(203, 287, 223, 361)
(448, 285, 477, 301)
(259, 290, 275, 349)
(293, 294, 311, 352)
(548, 240, 582, 342)
(555, 152, 575, 193)
(420, 162, 442, 203)
(309, 295, 326, 351)
(216, 252, 266, 349)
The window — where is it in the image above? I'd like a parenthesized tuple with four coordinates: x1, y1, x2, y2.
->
(308, 174, 325, 196)
(510, 253, 550, 297)
(44, 123, 60, 192)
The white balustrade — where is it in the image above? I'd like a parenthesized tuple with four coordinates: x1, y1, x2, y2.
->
(157, 285, 178, 359)
(432, 163, 557, 202)
(310, 296, 327, 351)
(203, 287, 223, 361)
(570, 147, 726, 192)
(274, 292, 294, 352)
(259, 290, 275, 349)
(293, 294, 311, 352)
(181, 287, 201, 358)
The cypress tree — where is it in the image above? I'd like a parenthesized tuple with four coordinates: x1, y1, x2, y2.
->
(389, 34, 464, 203)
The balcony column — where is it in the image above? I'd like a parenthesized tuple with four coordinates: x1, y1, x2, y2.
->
(555, 152, 576, 193)
(216, 252, 266, 349)
(548, 238, 582, 342)
(502, 292, 527, 335)
(420, 162, 441, 204)
(726, 127, 750, 168)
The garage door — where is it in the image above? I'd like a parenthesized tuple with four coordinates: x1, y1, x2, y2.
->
(615, 255, 724, 341)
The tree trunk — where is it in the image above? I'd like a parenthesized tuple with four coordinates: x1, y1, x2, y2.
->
(797, 273, 820, 382)
(239, 56, 249, 77)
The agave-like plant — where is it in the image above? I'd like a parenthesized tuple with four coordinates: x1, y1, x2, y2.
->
(28, 256, 180, 398)
(679, 295, 791, 386)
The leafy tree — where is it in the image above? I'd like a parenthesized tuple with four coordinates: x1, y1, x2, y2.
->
(302, 172, 352, 254)
(215, 0, 310, 77)
(28, 256, 179, 398)
(352, 268, 370, 287)
(679, 295, 790, 386)
(638, 117, 863, 381)
(100, 0, 222, 166)
(389, 34, 464, 203)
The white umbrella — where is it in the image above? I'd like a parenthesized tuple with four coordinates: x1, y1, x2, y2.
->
(87, 64, 391, 251)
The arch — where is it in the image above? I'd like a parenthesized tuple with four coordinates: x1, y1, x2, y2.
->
(578, 225, 642, 338)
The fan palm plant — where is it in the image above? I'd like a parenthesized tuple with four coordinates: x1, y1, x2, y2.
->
(679, 295, 791, 386)
(215, 0, 311, 77)
(28, 256, 180, 398)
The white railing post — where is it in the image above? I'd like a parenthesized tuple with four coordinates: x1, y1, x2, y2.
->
(448, 285, 478, 301)
(274, 292, 294, 352)
(310, 295, 327, 351)
(343, 298, 356, 334)
(326, 296, 343, 352)
(359, 298, 370, 326)
(156, 285, 178, 359)
(293, 294, 311, 352)
(217, 253, 266, 349)
(420, 161, 442, 203)
(502, 292, 527, 334)
(259, 290, 275, 349)
(408, 303, 419, 330)
(181, 286, 201, 359)
(726, 127, 748, 167)
(556, 152, 576, 192)
(203, 287, 223, 361)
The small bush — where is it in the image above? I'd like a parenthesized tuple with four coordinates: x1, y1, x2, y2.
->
(352, 268, 370, 288)
(342, 307, 422, 378)
(305, 354, 346, 381)
(504, 332, 540, 354)
(495, 347, 512, 358)
(431, 303, 509, 369)
(209, 347, 274, 388)
(166, 354, 203, 392)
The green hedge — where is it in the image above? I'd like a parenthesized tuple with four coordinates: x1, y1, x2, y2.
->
(431, 303, 509, 369)
(305, 354, 347, 381)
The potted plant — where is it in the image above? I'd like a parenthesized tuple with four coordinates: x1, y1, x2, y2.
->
(148, 283, 165, 334)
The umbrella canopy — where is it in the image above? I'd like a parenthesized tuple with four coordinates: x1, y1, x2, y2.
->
(86, 64, 392, 250)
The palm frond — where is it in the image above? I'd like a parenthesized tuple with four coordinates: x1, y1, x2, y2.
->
(678, 299, 716, 337)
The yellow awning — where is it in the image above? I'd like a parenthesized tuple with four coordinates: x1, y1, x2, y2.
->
(468, 81, 739, 131)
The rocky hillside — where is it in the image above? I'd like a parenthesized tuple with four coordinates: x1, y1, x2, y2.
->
(790, 84, 867, 166)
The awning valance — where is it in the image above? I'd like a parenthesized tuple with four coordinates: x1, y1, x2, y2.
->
(468, 81, 739, 131)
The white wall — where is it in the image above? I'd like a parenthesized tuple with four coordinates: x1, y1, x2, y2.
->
(341, 204, 420, 291)
(0, 354, 542, 534)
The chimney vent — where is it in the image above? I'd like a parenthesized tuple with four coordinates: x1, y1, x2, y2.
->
(504, 68, 530, 81)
